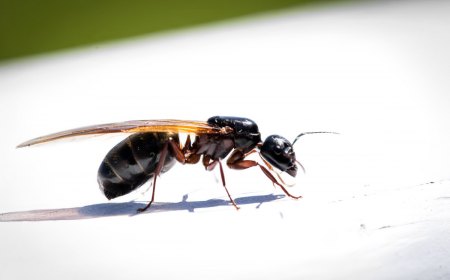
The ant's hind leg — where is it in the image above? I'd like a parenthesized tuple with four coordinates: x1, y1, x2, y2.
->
(174, 134, 201, 164)
(137, 142, 169, 212)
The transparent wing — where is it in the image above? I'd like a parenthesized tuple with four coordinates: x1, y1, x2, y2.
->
(17, 119, 223, 148)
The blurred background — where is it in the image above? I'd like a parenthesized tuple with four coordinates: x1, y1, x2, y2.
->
(1, 0, 450, 280)
(1, 0, 343, 62)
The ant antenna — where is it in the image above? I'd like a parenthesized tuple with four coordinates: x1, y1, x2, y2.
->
(296, 160, 306, 174)
(292, 131, 338, 174)
(292, 131, 339, 146)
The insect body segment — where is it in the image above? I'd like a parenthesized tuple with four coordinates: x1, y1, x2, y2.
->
(260, 135, 298, 177)
(207, 116, 261, 154)
(98, 132, 177, 200)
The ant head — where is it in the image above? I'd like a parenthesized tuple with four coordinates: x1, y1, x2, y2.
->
(260, 135, 298, 177)
(259, 131, 337, 178)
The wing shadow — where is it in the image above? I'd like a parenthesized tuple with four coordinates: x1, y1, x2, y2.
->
(0, 193, 285, 222)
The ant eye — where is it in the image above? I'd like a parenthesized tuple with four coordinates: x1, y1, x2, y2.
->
(274, 145, 282, 155)
(284, 147, 293, 155)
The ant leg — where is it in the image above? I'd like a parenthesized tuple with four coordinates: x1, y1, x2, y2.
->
(186, 153, 201, 164)
(168, 137, 186, 164)
(257, 164, 302, 199)
(202, 155, 212, 169)
(182, 134, 192, 153)
(137, 142, 169, 212)
(206, 159, 240, 210)
(227, 150, 301, 199)
(182, 135, 201, 164)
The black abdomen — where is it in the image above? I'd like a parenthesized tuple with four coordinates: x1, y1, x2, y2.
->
(97, 132, 176, 199)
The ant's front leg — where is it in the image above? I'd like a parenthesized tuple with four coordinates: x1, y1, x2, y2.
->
(226, 149, 258, 170)
(226, 150, 301, 199)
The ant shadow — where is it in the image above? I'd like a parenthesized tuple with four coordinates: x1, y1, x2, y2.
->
(0, 193, 285, 222)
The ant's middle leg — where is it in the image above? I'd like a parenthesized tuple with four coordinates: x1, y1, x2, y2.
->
(203, 156, 239, 210)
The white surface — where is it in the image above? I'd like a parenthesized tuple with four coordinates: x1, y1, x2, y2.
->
(1, 0, 450, 279)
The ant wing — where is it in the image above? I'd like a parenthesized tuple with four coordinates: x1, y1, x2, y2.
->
(17, 119, 224, 148)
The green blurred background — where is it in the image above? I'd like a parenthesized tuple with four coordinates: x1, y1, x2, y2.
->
(0, 0, 343, 62)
